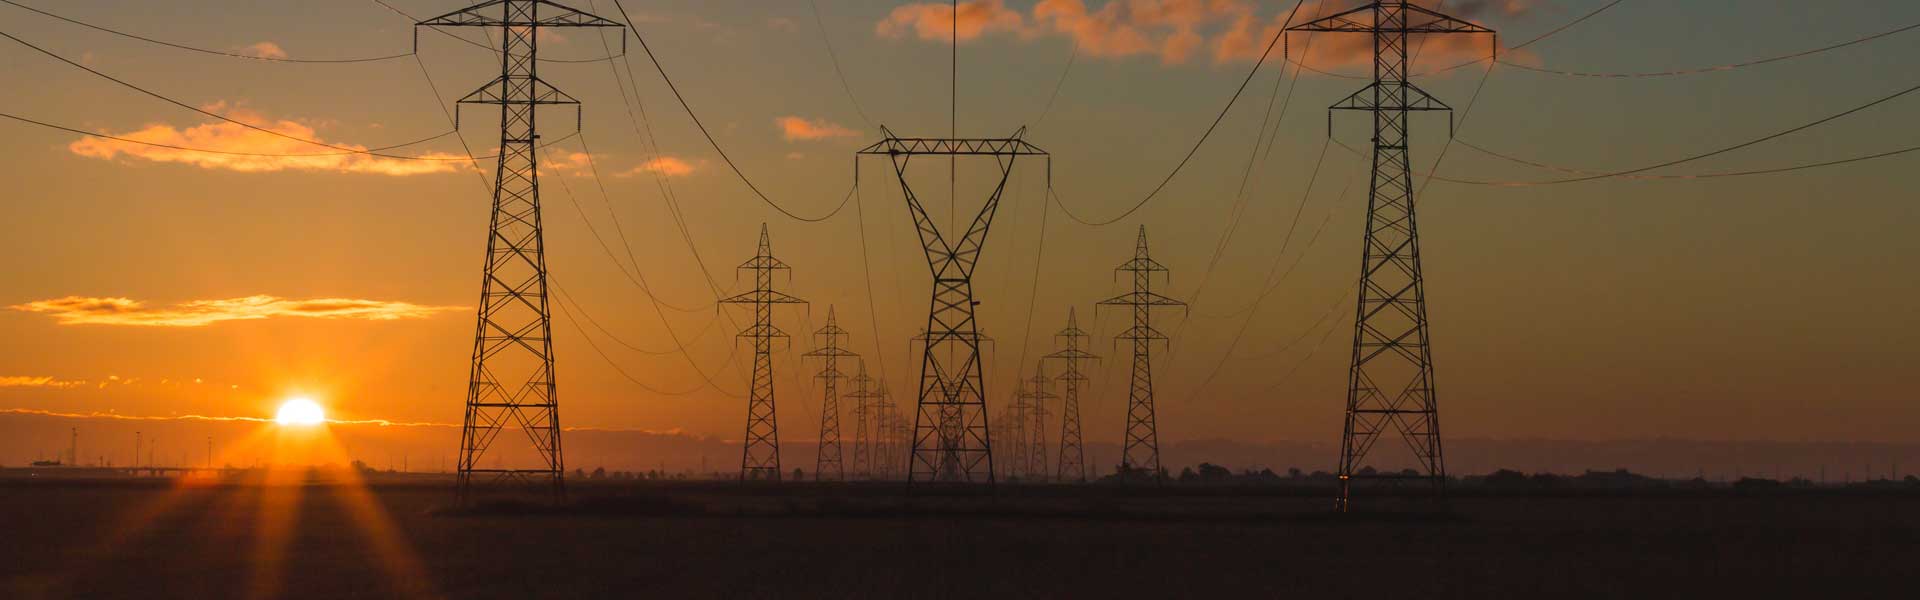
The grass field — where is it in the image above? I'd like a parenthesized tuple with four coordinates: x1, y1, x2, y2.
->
(2, 473, 1915, 598)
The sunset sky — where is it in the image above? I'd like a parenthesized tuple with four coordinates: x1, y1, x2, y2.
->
(3, 0, 1918, 470)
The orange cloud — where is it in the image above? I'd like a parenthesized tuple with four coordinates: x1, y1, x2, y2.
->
(11, 295, 463, 327)
(877, 0, 1027, 42)
(776, 116, 859, 141)
(617, 156, 699, 177)
(68, 103, 462, 176)
(541, 151, 594, 176)
(239, 42, 287, 59)
(0, 376, 87, 389)
(884, 1, 1517, 68)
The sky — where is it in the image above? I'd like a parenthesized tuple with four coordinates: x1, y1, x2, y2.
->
(2, 0, 1918, 472)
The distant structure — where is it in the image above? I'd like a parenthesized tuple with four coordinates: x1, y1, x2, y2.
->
(418, 0, 625, 505)
(720, 225, 808, 481)
(1023, 363, 1057, 481)
(1097, 227, 1187, 482)
(803, 307, 859, 481)
(859, 128, 1047, 484)
(1288, 1, 1493, 512)
(875, 382, 904, 480)
(846, 360, 879, 480)
(1045, 309, 1097, 482)
(1001, 379, 1031, 481)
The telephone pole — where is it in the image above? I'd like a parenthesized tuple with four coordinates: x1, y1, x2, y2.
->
(859, 129, 1047, 484)
(1045, 308, 1096, 482)
(1097, 226, 1187, 482)
(1288, 1, 1493, 512)
(719, 224, 808, 481)
(418, 0, 625, 505)
(803, 306, 858, 481)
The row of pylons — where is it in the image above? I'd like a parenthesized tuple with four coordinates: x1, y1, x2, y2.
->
(735, 224, 1182, 484)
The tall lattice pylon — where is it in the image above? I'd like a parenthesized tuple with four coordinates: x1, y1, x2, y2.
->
(1097, 227, 1187, 482)
(873, 381, 902, 480)
(419, 0, 624, 505)
(859, 129, 1047, 484)
(845, 360, 878, 480)
(1045, 308, 1096, 482)
(719, 224, 808, 482)
(1002, 380, 1031, 480)
(1022, 362, 1058, 481)
(803, 306, 858, 481)
(1289, 2, 1493, 512)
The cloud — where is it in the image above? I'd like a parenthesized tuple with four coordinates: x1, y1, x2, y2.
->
(776, 116, 859, 141)
(68, 102, 463, 176)
(882, 0, 1520, 68)
(541, 151, 595, 176)
(877, 0, 1026, 42)
(616, 156, 700, 177)
(238, 42, 287, 59)
(768, 17, 798, 32)
(0, 376, 87, 389)
(11, 295, 463, 328)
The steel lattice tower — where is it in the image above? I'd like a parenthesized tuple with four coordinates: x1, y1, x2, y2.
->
(1022, 362, 1058, 481)
(857, 129, 1045, 484)
(1289, 2, 1492, 511)
(418, 0, 623, 504)
(846, 359, 878, 480)
(1045, 308, 1096, 482)
(1002, 379, 1031, 480)
(719, 224, 808, 482)
(803, 306, 858, 481)
(1097, 227, 1187, 482)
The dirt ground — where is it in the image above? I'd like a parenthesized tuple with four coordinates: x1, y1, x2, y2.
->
(2, 475, 1914, 599)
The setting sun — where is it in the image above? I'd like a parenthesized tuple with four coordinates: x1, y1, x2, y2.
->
(274, 398, 326, 426)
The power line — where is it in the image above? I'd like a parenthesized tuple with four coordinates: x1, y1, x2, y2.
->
(808, 0, 874, 128)
(1290, 0, 1625, 79)
(0, 28, 457, 158)
(1030, 40, 1077, 131)
(551, 293, 721, 397)
(1, 0, 413, 63)
(552, 280, 717, 356)
(1429, 81, 1920, 186)
(613, 0, 850, 223)
(1502, 19, 1920, 79)
(1453, 138, 1920, 181)
(1050, 0, 1303, 227)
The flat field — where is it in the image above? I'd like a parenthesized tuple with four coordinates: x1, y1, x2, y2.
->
(2, 474, 1914, 598)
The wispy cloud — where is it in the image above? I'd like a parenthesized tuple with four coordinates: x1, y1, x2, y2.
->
(0, 376, 87, 389)
(776, 116, 859, 141)
(880, 0, 1523, 68)
(616, 156, 700, 178)
(11, 295, 463, 328)
(541, 151, 595, 176)
(877, 0, 1027, 42)
(238, 42, 287, 59)
(68, 102, 463, 176)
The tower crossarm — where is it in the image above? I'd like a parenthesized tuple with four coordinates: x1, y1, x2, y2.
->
(1287, 2, 1491, 34)
(417, 1, 625, 28)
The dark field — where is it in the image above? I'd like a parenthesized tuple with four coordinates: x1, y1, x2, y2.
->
(3, 474, 1916, 599)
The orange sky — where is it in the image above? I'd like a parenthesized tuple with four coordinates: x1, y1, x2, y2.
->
(4, 1, 1920, 474)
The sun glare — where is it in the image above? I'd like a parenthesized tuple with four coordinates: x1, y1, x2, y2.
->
(274, 397, 326, 426)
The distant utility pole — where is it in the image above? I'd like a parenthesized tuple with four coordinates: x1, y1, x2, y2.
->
(720, 225, 808, 482)
(134, 431, 141, 470)
(1288, 1, 1493, 512)
(418, 0, 626, 506)
(1045, 309, 1097, 482)
(803, 306, 859, 481)
(1023, 362, 1057, 482)
(1097, 226, 1187, 482)
(858, 128, 1047, 484)
(68, 428, 77, 466)
(846, 360, 879, 480)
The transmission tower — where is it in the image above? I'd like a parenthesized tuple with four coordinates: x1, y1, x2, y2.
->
(719, 224, 808, 482)
(418, 0, 623, 505)
(1289, 1, 1493, 512)
(1097, 226, 1187, 482)
(1045, 308, 1096, 482)
(858, 128, 1047, 484)
(1002, 379, 1031, 480)
(803, 306, 858, 481)
(844, 359, 875, 480)
(1022, 362, 1058, 481)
